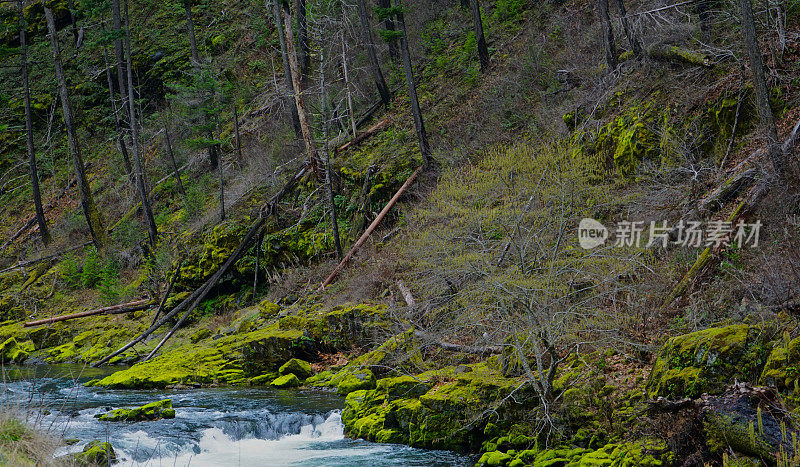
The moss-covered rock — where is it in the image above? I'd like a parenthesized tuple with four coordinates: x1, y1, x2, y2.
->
(92, 325, 307, 389)
(271, 373, 302, 388)
(760, 334, 800, 398)
(71, 440, 117, 466)
(0, 337, 34, 363)
(96, 399, 175, 421)
(646, 324, 774, 398)
(279, 358, 312, 379)
(337, 369, 377, 395)
(477, 439, 673, 466)
(341, 360, 532, 451)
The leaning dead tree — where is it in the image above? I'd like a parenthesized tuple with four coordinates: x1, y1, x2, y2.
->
(45, 6, 108, 249)
(93, 164, 310, 366)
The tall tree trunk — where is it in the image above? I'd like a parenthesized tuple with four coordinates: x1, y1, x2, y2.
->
(296, 0, 310, 78)
(20, 1, 50, 246)
(184, 0, 218, 169)
(66, 0, 80, 45)
(740, 0, 786, 182)
(341, 33, 358, 136)
(613, 0, 641, 57)
(271, 0, 302, 137)
(162, 109, 187, 201)
(233, 102, 243, 162)
(123, 0, 158, 245)
(696, 0, 712, 42)
(356, 0, 391, 106)
(395, 0, 433, 168)
(598, 0, 618, 71)
(102, 43, 133, 176)
(377, 0, 400, 62)
(45, 6, 107, 249)
(282, 2, 319, 174)
(111, 0, 130, 133)
(217, 155, 225, 221)
(470, 0, 489, 71)
(320, 48, 343, 259)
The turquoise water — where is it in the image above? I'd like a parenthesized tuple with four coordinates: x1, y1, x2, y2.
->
(1, 365, 474, 466)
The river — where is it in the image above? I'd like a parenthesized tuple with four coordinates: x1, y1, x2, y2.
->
(1, 365, 474, 466)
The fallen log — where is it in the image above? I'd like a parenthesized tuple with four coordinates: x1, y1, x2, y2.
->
(697, 168, 757, 217)
(24, 298, 153, 327)
(337, 118, 389, 153)
(319, 166, 422, 291)
(413, 330, 502, 355)
(93, 164, 309, 366)
(0, 241, 92, 275)
(647, 44, 711, 67)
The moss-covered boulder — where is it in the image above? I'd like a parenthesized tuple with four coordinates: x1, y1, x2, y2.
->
(0, 337, 34, 363)
(271, 373, 302, 388)
(71, 440, 117, 466)
(279, 358, 312, 379)
(92, 325, 307, 389)
(646, 324, 774, 398)
(337, 369, 376, 395)
(96, 399, 175, 422)
(760, 335, 800, 398)
(342, 360, 533, 451)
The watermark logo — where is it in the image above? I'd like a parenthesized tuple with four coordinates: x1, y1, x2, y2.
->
(578, 218, 608, 249)
(578, 218, 762, 250)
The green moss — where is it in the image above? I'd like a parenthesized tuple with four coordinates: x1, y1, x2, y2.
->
(258, 300, 281, 319)
(271, 373, 302, 388)
(342, 361, 529, 451)
(279, 358, 312, 379)
(71, 440, 116, 466)
(703, 413, 774, 462)
(646, 324, 773, 398)
(190, 328, 213, 343)
(337, 369, 377, 395)
(92, 325, 306, 389)
(760, 335, 800, 397)
(96, 399, 175, 421)
(0, 337, 34, 363)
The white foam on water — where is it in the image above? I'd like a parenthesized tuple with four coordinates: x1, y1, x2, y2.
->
(116, 412, 366, 467)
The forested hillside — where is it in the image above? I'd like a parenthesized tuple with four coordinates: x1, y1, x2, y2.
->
(1, 0, 800, 464)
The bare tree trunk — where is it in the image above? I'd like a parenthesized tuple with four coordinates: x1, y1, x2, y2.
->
(19, 1, 50, 246)
(613, 0, 641, 57)
(122, 0, 158, 245)
(233, 102, 243, 163)
(341, 33, 358, 137)
(395, 1, 433, 168)
(66, 0, 80, 45)
(282, 2, 319, 174)
(598, 0, 618, 70)
(217, 157, 225, 221)
(111, 0, 133, 180)
(377, 0, 400, 62)
(45, 6, 107, 249)
(162, 108, 187, 201)
(320, 48, 343, 259)
(296, 0, 310, 78)
(102, 43, 134, 176)
(740, 0, 787, 182)
(469, 0, 489, 71)
(356, 0, 391, 106)
(271, 0, 302, 137)
(184, 0, 218, 169)
(696, 0, 712, 42)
